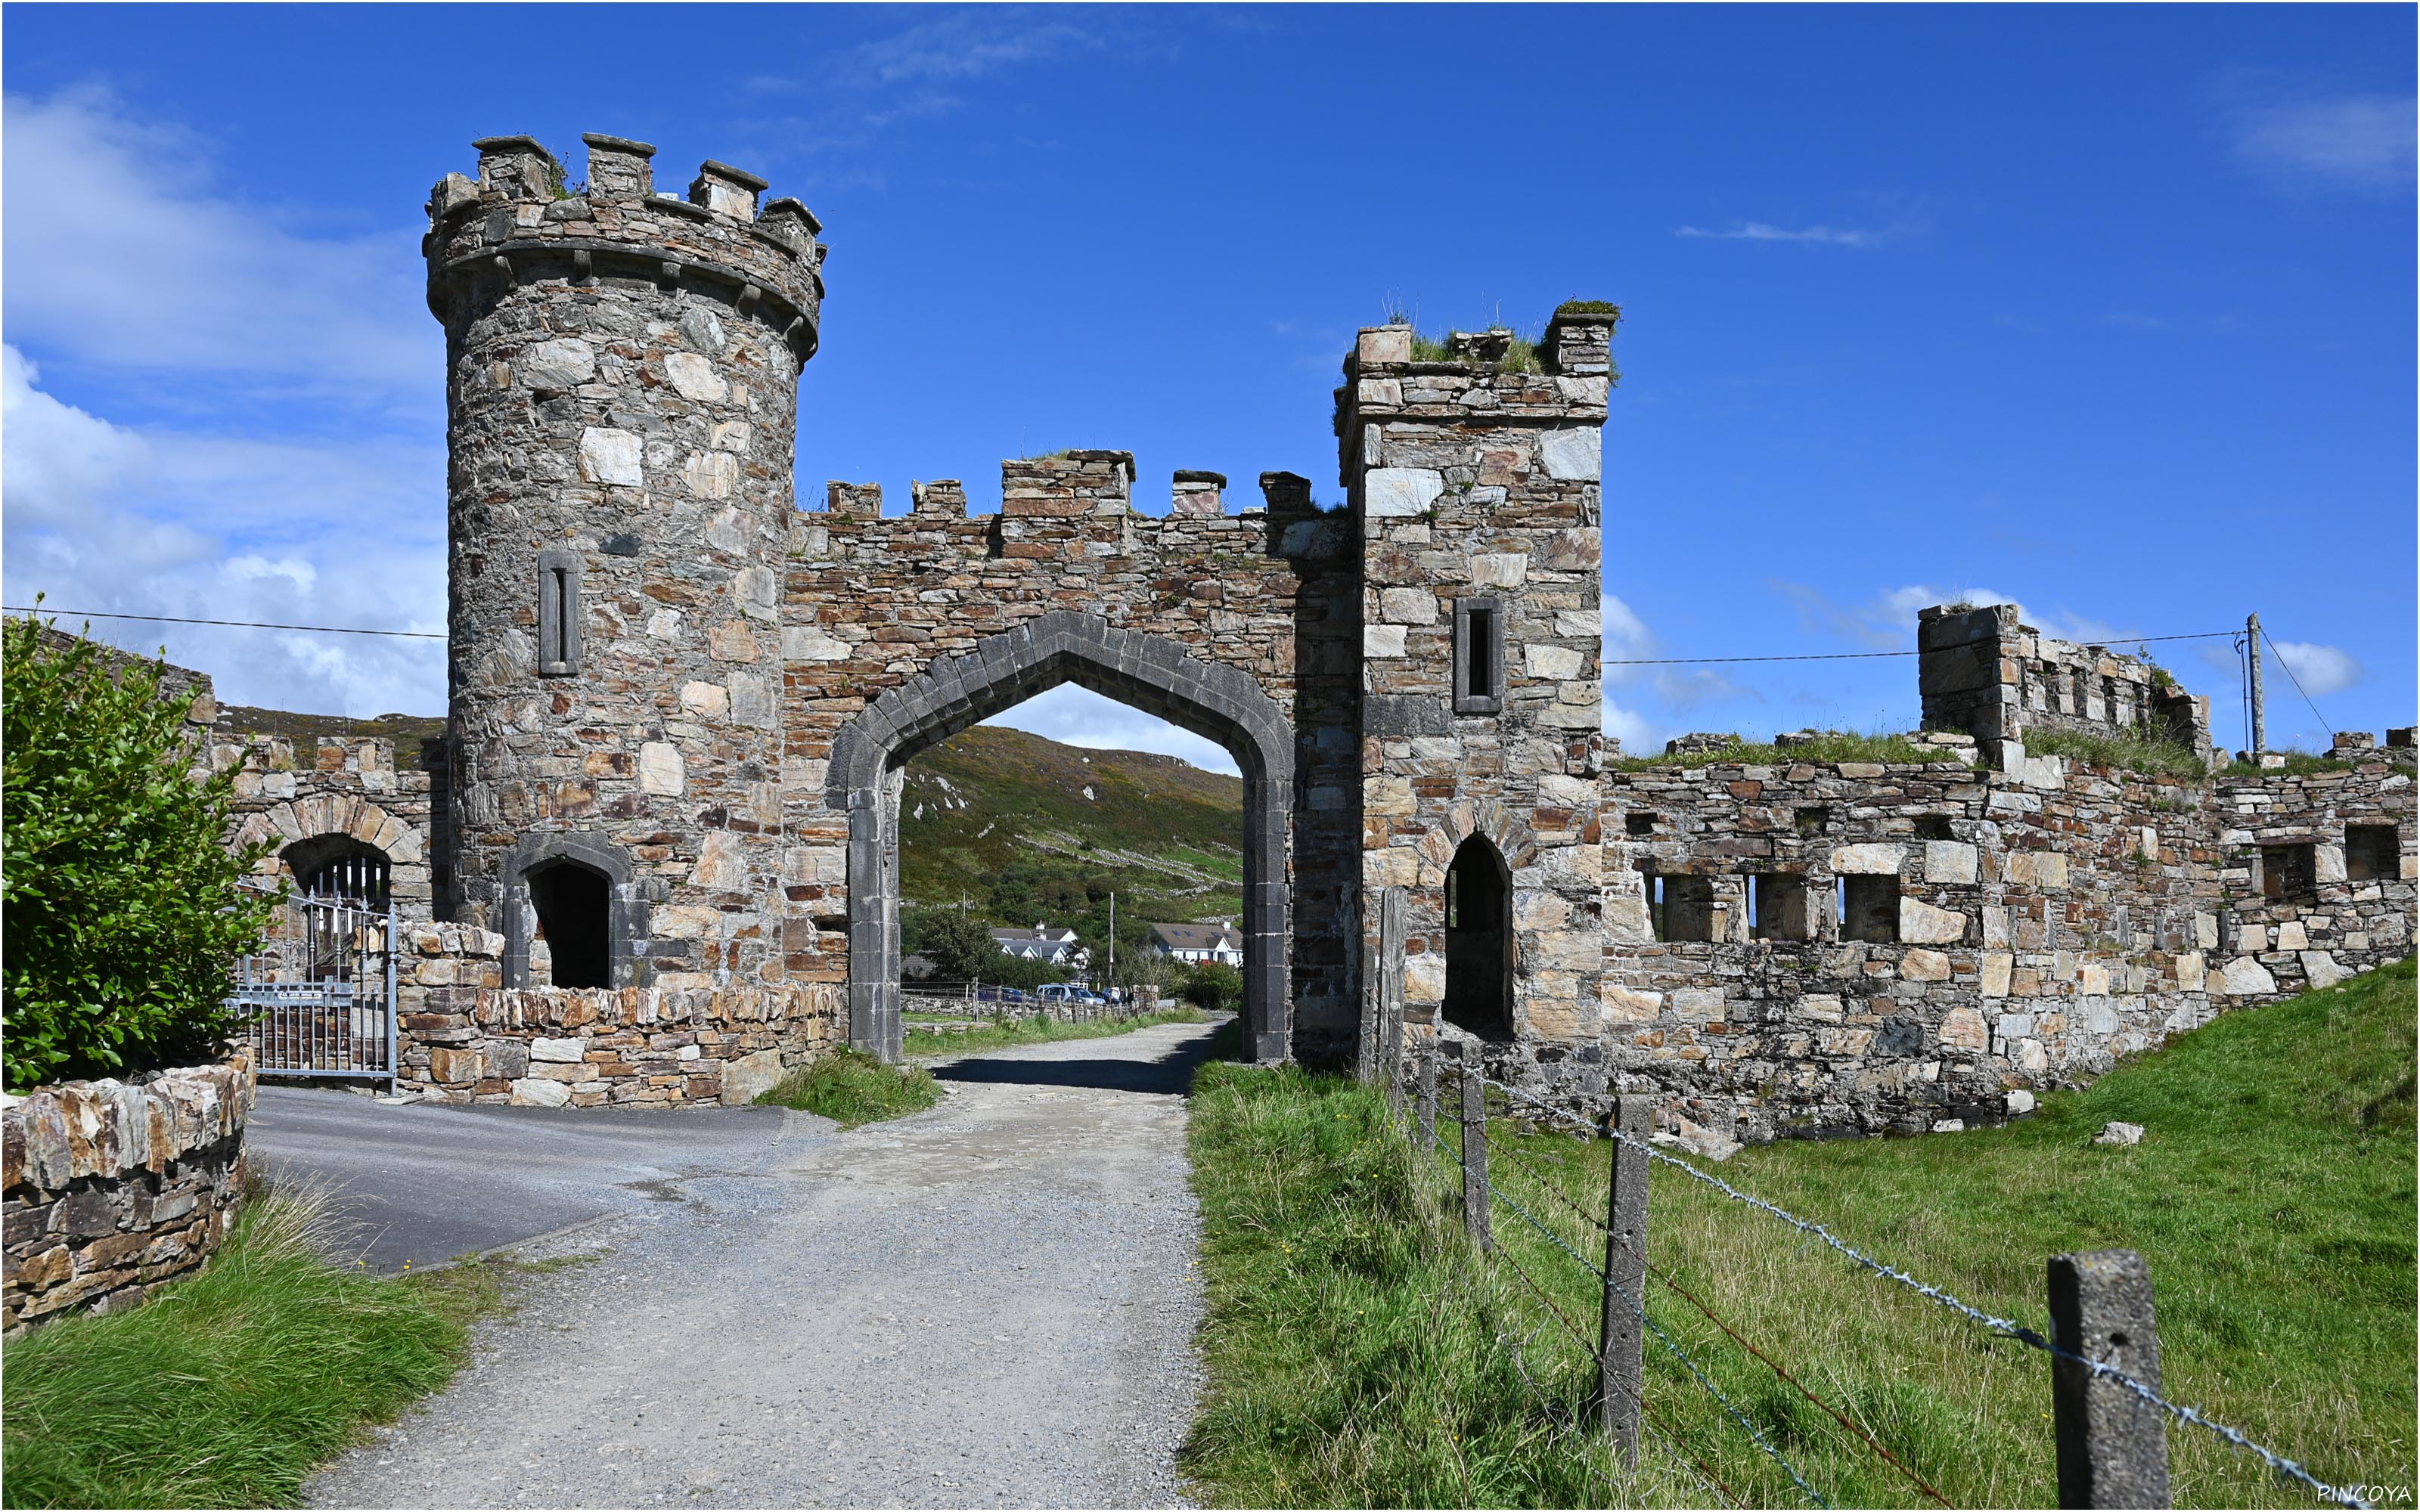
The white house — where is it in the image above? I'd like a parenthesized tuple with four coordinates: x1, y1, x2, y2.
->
(991, 925, 1090, 969)
(1147, 922, 1244, 966)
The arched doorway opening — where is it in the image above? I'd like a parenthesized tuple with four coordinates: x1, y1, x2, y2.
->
(527, 860, 613, 988)
(828, 612, 1294, 1064)
(1443, 835, 1513, 1041)
(282, 835, 392, 907)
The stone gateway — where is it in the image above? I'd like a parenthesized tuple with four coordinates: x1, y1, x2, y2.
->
(180, 133, 2415, 1130)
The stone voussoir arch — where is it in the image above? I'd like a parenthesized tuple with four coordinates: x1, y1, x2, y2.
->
(827, 610, 1294, 1064)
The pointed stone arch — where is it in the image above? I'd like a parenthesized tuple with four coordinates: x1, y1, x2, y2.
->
(827, 610, 1293, 1063)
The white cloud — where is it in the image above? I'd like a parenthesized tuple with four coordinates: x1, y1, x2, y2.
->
(982, 684, 1240, 776)
(2266, 639, 2363, 698)
(1, 89, 434, 407)
(1600, 592, 1655, 683)
(1674, 222, 1888, 248)
(2231, 94, 2415, 194)
(3, 345, 446, 717)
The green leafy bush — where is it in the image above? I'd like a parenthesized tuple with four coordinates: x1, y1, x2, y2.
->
(1184, 960, 1244, 1013)
(2, 616, 277, 1092)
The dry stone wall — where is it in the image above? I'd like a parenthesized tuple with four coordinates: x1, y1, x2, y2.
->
(2214, 742, 2415, 997)
(1583, 731, 2413, 1144)
(2, 1059, 253, 1332)
(394, 923, 840, 1106)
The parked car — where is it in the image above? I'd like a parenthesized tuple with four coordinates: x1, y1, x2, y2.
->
(1038, 983, 1108, 1007)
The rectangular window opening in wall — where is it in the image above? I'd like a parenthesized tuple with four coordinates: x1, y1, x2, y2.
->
(1913, 814, 1953, 841)
(1838, 875, 1899, 943)
(1453, 595, 1503, 715)
(1643, 871, 1666, 941)
(1795, 806, 1830, 838)
(1749, 874, 1807, 940)
(2347, 825, 2400, 883)
(2260, 842, 2317, 903)
(537, 550, 582, 676)
(1625, 812, 1657, 836)
(1664, 875, 1720, 943)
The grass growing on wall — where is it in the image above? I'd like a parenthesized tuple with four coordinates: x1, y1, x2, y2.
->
(1182, 962, 2416, 1507)
(754, 1048, 942, 1128)
(2021, 726, 2212, 779)
(904, 1005, 1206, 1058)
(2, 1191, 503, 1509)
(1612, 730, 1962, 773)
(2219, 749, 2360, 778)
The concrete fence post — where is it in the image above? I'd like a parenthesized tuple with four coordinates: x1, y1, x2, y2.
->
(2049, 1248, 2170, 1508)
(1459, 1040, 1490, 1250)
(1594, 1095, 1651, 1461)
(1417, 1045, 1438, 1150)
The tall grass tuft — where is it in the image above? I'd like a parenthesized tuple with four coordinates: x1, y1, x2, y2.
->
(2, 1186, 500, 1509)
(2021, 726, 2211, 779)
(754, 1046, 942, 1128)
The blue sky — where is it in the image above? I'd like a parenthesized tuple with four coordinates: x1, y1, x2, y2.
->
(5, 5, 2411, 775)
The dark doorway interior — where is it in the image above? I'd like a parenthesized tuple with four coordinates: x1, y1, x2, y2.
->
(1443, 835, 1513, 1041)
(284, 835, 391, 908)
(529, 862, 612, 988)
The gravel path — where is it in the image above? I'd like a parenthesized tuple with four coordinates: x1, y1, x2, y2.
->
(306, 1021, 1221, 1509)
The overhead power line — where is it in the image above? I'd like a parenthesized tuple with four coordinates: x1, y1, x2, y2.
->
(4, 607, 445, 640)
(1608, 630, 2238, 666)
(7, 605, 2251, 668)
(2257, 624, 2336, 739)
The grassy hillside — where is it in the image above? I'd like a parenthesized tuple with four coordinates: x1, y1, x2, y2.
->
(899, 725, 1246, 933)
(1185, 960, 2418, 1507)
(214, 705, 446, 767)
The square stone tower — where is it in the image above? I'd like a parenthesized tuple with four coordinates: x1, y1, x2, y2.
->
(1336, 308, 1616, 1086)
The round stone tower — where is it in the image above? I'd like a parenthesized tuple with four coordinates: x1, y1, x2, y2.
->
(424, 133, 823, 990)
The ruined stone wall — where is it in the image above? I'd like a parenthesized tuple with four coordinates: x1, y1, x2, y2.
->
(426, 133, 823, 990)
(218, 735, 437, 917)
(1920, 603, 2212, 761)
(2, 1058, 253, 1333)
(1337, 312, 1614, 1083)
(2214, 742, 2416, 997)
(1587, 726, 2413, 1144)
(780, 457, 1362, 1062)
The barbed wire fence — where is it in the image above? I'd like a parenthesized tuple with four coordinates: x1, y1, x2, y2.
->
(1383, 1039, 2375, 1510)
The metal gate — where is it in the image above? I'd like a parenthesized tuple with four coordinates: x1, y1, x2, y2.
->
(230, 885, 397, 1086)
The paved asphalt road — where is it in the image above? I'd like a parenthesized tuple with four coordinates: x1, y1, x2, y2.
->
(292, 1021, 1220, 1508)
(247, 1086, 816, 1272)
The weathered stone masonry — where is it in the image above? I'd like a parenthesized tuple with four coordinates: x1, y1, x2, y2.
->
(3, 1060, 255, 1333)
(159, 131, 2407, 1129)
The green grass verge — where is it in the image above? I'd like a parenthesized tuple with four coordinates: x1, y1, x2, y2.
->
(2, 1191, 504, 1509)
(1614, 730, 1960, 773)
(754, 1047, 942, 1128)
(905, 1006, 1206, 1059)
(1184, 962, 2417, 1507)
(2022, 726, 2211, 779)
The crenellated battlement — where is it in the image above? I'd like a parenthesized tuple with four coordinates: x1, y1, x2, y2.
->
(787, 461, 1348, 573)
(424, 133, 824, 361)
